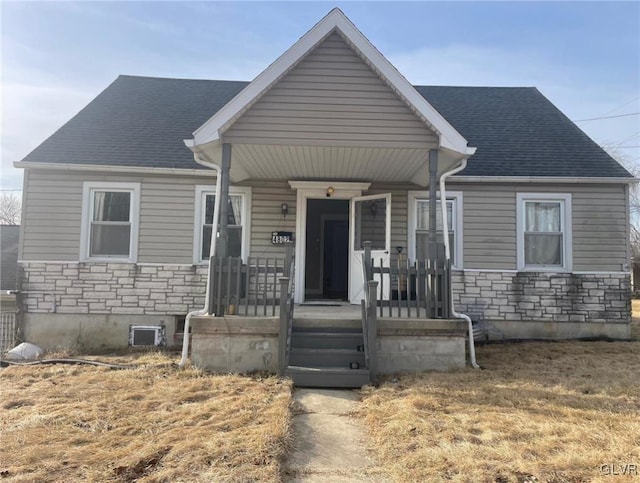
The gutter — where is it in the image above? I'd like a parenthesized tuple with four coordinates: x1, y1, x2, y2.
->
(13, 161, 210, 178)
(439, 158, 480, 369)
(178, 151, 222, 368)
(449, 175, 637, 184)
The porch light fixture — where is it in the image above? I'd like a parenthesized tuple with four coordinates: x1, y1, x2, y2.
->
(281, 202, 289, 218)
(326, 186, 335, 198)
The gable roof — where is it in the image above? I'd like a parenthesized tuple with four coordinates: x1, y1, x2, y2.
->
(190, 8, 474, 157)
(18, 75, 632, 179)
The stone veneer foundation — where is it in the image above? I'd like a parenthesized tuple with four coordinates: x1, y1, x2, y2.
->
(19, 262, 207, 315)
(18, 262, 208, 350)
(452, 271, 631, 339)
(17, 263, 632, 350)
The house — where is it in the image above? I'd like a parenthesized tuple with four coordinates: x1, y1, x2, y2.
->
(14, 9, 632, 384)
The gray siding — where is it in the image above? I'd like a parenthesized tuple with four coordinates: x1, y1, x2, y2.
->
(365, 182, 413, 252)
(21, 170, 628, 272)
(22, 169, 210, 263)
(22, 169, 84, 260)
(223, 32, 437, 149)
(239, 180, 297, 258)
(449, 183, 628, 272)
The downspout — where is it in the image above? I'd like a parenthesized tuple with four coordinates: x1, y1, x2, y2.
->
(179, 152, 222, 368)
(439, 158, 480, 369)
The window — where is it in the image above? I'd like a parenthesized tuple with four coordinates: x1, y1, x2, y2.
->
(517, 193, 572, 271)
(408, 191, 463, 268)
(194, 186, 251, 263)
(81, 182, 139, 262)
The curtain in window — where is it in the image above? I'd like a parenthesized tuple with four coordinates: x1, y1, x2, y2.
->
(416, 200, 452, 231)
(525, 202, 560, 232)
(90, 191, 131, 257)
(415, 199, 454, 262)
(229, 195, 242, 225)
(525, 233, 562, 265)
(202, 194, 243, 260)
(524, 202, 562, 266)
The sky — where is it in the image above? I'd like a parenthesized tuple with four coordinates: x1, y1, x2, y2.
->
(1, 1, 639, 192)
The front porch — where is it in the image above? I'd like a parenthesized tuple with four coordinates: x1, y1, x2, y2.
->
(190, 305, 467, 386)
(182, 9, 477, 385)
(189, 244, 467, 386)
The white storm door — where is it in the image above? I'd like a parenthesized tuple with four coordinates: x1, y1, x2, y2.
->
(349, 193, 391, 304)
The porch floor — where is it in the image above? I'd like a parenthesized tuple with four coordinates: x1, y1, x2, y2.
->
(218, 302, 458, 324)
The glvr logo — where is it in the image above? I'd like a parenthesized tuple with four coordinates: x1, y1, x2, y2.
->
(600, 464, 638, 476)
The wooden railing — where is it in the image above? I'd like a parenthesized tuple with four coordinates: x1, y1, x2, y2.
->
(278, 252, 295, 376)
(360, 277, 378, 384)
(208, 246, 295, 317)
(363, 242, 452, 319)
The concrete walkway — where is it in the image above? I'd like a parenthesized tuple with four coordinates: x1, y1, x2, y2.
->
(283, 388, 385, 482)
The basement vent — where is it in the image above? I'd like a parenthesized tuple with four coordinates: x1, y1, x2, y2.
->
(129, 325, 166, 347)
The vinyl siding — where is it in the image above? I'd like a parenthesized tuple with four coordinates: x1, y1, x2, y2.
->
(239, 180, 297, 258)
(365, 182, 412, 252)
(448, 183, 628, 272)
(22, 169, 210, 263)
(21, 170, 628, 272)
(223, 32, 438, 149)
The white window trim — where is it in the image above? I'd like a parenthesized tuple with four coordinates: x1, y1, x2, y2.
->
(516, 193, 572, 272)
(194, 185, 252, 264)
(407, 191, 463, 269)
(80, 182, 140, 263)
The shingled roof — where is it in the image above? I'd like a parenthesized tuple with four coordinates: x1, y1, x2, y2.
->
(20, 75, 632, 178)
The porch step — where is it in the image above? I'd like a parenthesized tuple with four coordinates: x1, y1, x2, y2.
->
(285, 365, 371, 388)
(291, 328, 364, 350)
(292, 317, 362, 330)
(289, 348, 365, 368)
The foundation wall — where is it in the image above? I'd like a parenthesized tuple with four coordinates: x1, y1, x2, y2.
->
(452, 271, 631, 339)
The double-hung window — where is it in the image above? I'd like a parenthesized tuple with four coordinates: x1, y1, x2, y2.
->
(408, 191, 463, 268)
(81, 182, 140, 262)
(517, 193, 572, 271)
(195, 186, 251, 263)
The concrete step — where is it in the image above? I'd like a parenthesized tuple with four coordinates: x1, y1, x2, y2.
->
(285, 365, 371, 388)
(291, 329, 364, 350)
(292, 317, 362, 330)
(289, 348, 366, 368)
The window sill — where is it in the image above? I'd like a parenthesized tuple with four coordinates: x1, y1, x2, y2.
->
(518, 266, 571, 273)
(82, 257, 136, 264)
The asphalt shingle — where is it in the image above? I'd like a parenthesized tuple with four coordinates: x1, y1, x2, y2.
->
(21, 75, 632, 178)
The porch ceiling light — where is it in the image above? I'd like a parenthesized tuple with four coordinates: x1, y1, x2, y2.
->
(326, 186, 335, 197)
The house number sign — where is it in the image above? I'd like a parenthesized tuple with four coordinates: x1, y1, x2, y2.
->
(271, 231, 294, 244)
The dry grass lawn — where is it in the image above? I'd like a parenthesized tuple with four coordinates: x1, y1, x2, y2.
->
(631, 299, 640, 340)
(360, 341, 640, 482)
(0, 352, 292, 482)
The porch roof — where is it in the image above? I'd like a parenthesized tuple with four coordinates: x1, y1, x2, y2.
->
(188, 9, 474, 159)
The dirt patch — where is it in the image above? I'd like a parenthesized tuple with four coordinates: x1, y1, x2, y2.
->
(359, 341, 640, 482)
(0, 352, 293, 482)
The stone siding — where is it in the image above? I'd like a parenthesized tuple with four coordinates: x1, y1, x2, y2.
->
(19, 262, 208, 316)
(452, 271, 631, 325)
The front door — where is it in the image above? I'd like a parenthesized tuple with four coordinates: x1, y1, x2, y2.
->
(349, 193, 391, 304)
(304, 199, 349, 300)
